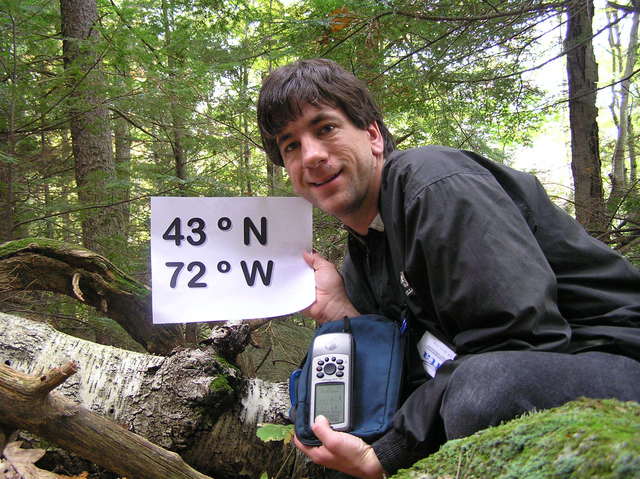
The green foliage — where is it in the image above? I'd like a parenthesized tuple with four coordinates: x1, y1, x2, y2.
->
(0, 0, 560, 262)
(0, 237, 79, 257)
(394, 398, 640, 479)
(256, 423, 295, 444)
(4, 0, 637, 354)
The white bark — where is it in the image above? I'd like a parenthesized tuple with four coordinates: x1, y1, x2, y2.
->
(0, 313, 317, 478)
(610, 8, 640, 196)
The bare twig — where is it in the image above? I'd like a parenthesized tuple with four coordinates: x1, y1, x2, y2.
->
(11, 186, 181, 231)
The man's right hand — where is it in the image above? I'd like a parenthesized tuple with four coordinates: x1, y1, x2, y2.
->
(294, 415, 385, 479)
(303, 251, 360, 324)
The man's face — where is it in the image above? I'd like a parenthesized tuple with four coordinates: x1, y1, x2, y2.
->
(276, 104, 384, 233)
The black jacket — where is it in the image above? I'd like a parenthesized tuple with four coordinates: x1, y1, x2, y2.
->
(343, 146, 640, 463)
(345, 145, 640, 361)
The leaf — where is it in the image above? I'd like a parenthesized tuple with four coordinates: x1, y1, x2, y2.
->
(328, 7, 354, 33)
(256, 423, 295, 444)
(1, 441, 86, 479)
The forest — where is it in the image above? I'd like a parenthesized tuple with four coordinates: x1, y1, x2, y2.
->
(1, 0, 640, 478)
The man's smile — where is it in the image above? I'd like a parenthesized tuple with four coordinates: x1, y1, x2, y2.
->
(310, 170, 342, 187)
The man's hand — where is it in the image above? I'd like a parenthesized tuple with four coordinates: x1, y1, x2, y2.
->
(294, 415, 386, 479)
(303, 251, 360, 324)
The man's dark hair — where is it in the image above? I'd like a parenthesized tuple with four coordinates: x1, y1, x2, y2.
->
(257, 58, 395, 166)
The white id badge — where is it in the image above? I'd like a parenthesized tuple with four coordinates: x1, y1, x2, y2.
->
(417, 331, 456, 377)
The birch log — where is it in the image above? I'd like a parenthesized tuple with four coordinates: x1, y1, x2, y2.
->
(0, 361, 212, 479)
(0, 313, 320, 479)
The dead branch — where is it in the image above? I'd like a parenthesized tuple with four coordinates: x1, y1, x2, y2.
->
(0, 361, 212, 479)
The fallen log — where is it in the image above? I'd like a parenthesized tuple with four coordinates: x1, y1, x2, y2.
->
(0, 237, 182, 354)
(0, 312, 319, 479)
(0, 360, 212, 479)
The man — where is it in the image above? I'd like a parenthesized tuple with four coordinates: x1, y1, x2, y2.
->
(257, 58, 640, 479)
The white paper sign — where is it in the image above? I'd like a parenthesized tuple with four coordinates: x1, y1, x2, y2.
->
(151, 197, 314, 323)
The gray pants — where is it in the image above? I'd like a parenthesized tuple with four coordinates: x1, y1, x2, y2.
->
(440, 350, 640, 439)
(369, 350, 640, 477)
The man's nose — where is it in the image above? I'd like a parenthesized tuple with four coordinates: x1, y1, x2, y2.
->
(300, 136, 328, 168)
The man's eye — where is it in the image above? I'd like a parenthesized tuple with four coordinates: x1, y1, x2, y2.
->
(284, 141, 299, 153)
(319, 124, 335, 135)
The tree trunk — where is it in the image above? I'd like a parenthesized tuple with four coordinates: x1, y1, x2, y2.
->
(114, 115, 132, 239)
(629, 114, 637, 185)
(40, 126, 56, 239)
(59, 130, 76, 244)
(242, 111, 253, 197)
(0, 11, 18, 243)
(161, 0, 188, 194)
(60, 0, 121, 256)
(607, 6, 639, 213)
(564, 0, 606, 234)
(171, 116, 188, 192)
(0, 147, 15, 243)
(266, 160, 283, 195)
(238, 62, 253, 197)
(0, 312, 321, 479)
(113, 58, 132, 245)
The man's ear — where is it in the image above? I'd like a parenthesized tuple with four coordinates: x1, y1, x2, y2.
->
(366, 121, 384, 157)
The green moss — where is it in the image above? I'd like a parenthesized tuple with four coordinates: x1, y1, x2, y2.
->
(203, 374, 237, 420)
(110, 272, 151, 298)
(213, 355, 239, 371)
(394, 398, 640, 479)
(0, 237, 72, 257)
(209, 375, 233, 394)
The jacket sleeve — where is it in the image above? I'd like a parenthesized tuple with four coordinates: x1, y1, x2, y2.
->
(403, 169, 571, 354)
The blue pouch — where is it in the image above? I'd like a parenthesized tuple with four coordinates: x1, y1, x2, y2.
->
(289, 315, 405, 446)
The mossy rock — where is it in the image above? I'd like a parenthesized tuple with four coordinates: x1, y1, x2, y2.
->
(394, 398, 640, 479)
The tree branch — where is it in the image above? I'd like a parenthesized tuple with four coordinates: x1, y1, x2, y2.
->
(34, 361, 78, 395)
(393, 1, 569, 22)
(608, 1, 640, 14)
(439, 11, 629, 85)
(0, 361, 213, 479)
(322, 2, 567, 59)
(11, 186, 181, 231)
(110, 106, 162, 140)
